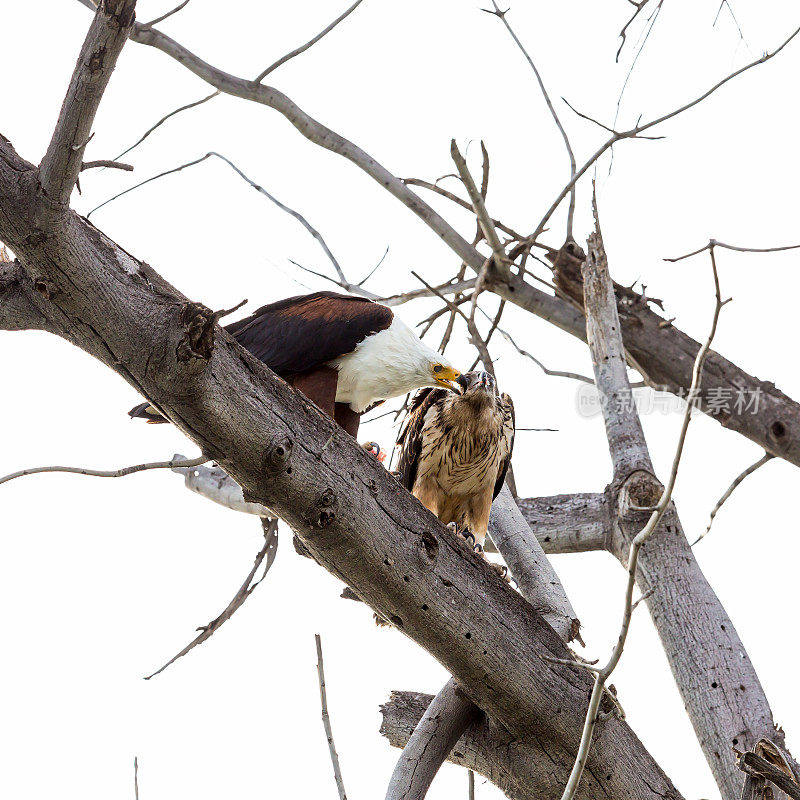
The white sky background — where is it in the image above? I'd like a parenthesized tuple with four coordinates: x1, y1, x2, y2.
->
(2, 1, 800, 798)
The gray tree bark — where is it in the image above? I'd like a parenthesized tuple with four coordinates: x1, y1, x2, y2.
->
(86, 2, 800, 472)
(575, 219, 796, 800)
(0, 141, 680, 800)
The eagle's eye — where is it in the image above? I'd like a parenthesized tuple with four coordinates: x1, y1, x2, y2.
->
(433, 364, 443, 374)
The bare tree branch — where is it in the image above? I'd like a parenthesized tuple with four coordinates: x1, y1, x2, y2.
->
(114, 0, 365, 161)
(385, 678, 480, 800)
(530, 22, 800, 241)
(665, 238, 800, 262)
(485, 0, 577, 238)
(80, 159, 133, 171)
(145, 518, 278, 679)
(88, 151, 379, 297)
(113, 90, 220, 161)
(141, 0, 191, 28)
(254, 0, 367, 83)
(694, 452, 774, 545)
(558, 208, 728, 800)
(40, 0, 136, 207)
(315, 634, 349, 800)
(0, 454, 207, 488)
(514, 493, 612, 555)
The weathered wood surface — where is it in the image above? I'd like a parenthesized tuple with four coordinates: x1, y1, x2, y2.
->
(0, 135, 680, 800)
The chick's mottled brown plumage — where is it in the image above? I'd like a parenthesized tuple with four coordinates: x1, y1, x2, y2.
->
(396, 371, 514, 546)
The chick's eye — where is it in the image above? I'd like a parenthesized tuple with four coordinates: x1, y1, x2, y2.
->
(433, 365, 443, 373)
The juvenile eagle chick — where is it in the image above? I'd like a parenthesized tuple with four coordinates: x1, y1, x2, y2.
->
(396, 370, 514, 549)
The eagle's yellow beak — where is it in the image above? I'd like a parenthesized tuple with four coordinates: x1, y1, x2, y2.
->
(432, 364, 462, 392)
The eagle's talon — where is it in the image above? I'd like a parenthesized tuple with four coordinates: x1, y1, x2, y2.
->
(473, 542, 484, 554)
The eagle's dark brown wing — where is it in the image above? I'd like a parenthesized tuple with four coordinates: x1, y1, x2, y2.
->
(225, 291, 393, 376)
(493, 392, 515, 500)
(395, 388, 448, 492)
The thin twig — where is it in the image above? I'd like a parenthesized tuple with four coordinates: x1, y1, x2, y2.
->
(665, 238, 800, 262)
(134, 757, 139, 800)
(411, 272, 495, 376)
(113, 91, 220, 162)
(401, 178, 524, 240)
(0, 454, 207, 488)
(450, 140, 507, 274)
(315, 634, 348, 800)
(531, 22, 800, 243)
(145, 518, 279, 679)
(475, 306, 593, 384)
(693, 452, 774, 545)
(559, 238, 729, 800)
(253, 0, 366, 83)
(141, 0, 192, 28)
(486, 0, 577, 238)
(117, 0, 364, 161)
(468, 769, 475, 800)
(87, 152, 377, 297)
(80, 159, 133, 171)
(376, 278, 477, 308)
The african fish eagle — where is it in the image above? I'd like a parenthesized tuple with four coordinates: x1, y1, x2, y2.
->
(129, 291, 462, 438)
(396, 370, 514, 549)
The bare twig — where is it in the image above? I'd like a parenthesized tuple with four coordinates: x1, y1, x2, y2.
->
(694, 452, 774, 545)
(141, 0, 191, 27)
(468, 769, 475, 800)
(145, 518, 279, 679)
(450, 140, 507, 274)
(616, 0, 655, 61)
(376, 278, 477, 308)
(486, 0, 577, 238)
(113, 91, 220, 162)
(88, 151, 378, 297)
(115, 0, 364, 161)
(0, 453, 207, 488)
(411, 272, 494, 376)
(531, 22, 800, 242)
(401, 178, 524, 240)
(134, 756, 139, 800)
(315, 634, 348, 800)
(80, 159, 133, 171)
(559, 229, 729, 800)
(253, 0, 366, 83)
(665, 238, 800, 262)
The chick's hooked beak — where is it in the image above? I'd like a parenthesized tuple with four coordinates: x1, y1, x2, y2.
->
(431, 363, 462, 392)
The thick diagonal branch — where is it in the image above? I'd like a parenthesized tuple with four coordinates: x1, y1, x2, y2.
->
(39, 0, 136, 207)
(0, 136, 680, 800)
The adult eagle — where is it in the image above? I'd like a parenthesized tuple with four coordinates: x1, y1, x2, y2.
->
(129, 291, 461, 437)
(396, 370, 514, 550)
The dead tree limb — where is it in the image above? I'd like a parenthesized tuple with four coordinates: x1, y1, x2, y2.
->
(73, 2, 800, 471)
(0, 139, 681, 800)
(315, 634, 349, 800)
(380, 690, 640, 800)
(559, 205, 726, 800)
(548, 225, 796, 800)
(39, 0, 136, 208)
(145, 518, 278, 679)
(385, 679, 480, 800)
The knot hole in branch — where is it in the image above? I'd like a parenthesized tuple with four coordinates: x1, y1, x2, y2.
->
(264, 435, 293, 475)
(176, 302, 216, 363)
(618, 470, 663, 517)
(420, 530, 439, 561)
(768, 419, 788, 446)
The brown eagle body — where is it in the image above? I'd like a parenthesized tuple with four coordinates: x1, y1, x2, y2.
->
(396, 371, 514, 547)
(129, 291, 460, 438)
